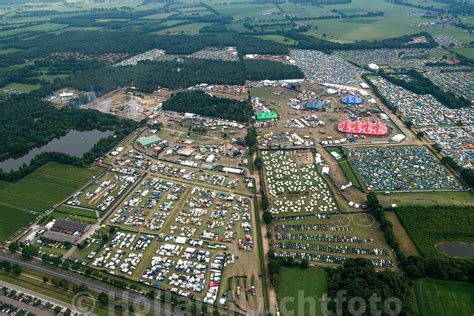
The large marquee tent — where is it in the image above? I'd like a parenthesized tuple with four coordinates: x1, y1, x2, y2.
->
(342, 95, 363, 105)
(338, 118, 388, 136)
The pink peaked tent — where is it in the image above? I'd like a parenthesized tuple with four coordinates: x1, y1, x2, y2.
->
(338, 118, 388, 136)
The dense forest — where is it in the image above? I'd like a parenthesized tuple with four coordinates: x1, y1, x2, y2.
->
(381, 70, 471, 109)
(244, 60, 304, 81)
(327, 259, 418, 316)
(162, 91, 253, 122)
(47, 59, 246, 94)
(0, 95, 135, 157)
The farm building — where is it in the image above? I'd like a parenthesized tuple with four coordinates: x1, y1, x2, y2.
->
(305, 99, 325, 111)
(256, 111, 278, 121)
(137, 135, 161, 147)
(41, 220, 90, 244)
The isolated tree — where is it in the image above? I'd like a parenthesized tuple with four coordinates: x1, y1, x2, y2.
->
(8, 242, 19, 253)
(262, 211, 273, 224)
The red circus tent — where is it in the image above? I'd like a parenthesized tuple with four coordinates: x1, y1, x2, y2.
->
(338, 118, 388, 136)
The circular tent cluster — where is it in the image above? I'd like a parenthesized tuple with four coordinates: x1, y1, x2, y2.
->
(342, 95, 363, 106)
(338, 118, 388, 136)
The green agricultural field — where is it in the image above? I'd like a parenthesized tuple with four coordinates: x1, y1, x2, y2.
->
(257, 34, 298, 45)
(415, 279, 474, 316)
(276, 267, 328, 316)
(3, 82, 41, 92)
(0, 163, 101, 214)
(296, 0, 469, 43)
(395, 206, 474, 258)
(156, 22, 212, 35)
(0, 163, 100, 242)
(0, 204, 36, 243)
(452, 47, 474, 60)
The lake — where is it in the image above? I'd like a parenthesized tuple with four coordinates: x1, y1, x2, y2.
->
(437, 241, 474, 258)
(0, 129, 114, 172)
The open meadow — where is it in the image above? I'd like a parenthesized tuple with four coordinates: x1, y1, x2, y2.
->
(415, 279, 474, 316)
(276, 267, 327, 316)
(0, 163, 101, 241)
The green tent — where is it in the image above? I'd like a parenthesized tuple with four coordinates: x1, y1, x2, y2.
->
(256, 111, 278, 121)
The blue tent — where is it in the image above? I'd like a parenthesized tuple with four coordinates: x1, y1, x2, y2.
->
(306, 99, 325, 110)
(342, 95, 362, 105)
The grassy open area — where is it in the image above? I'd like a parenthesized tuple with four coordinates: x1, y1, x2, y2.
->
(3, 82, 41, 92)
(452, 47, 474, 60)
(0, 163, 101, 242)
(276, 267, 327, 316)
(378, 191, 474, 208)
(0, 163, 101, 213)
(415, 279, 474, 316)
(385, 211, 420, 257)
(396, 206, 474, 258)
(0, 204, 36, 243)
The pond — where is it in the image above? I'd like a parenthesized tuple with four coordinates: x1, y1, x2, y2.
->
(0, 129, 114, 172)
(437, 241, 474, 258)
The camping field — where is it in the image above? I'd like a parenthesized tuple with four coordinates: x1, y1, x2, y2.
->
(276, 267, 328, 316)
(415, 279, 474, 316)
(0, 163, 101, 242)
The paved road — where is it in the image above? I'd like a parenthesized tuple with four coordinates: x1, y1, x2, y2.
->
(0, 253, 179, 316)
(0, 280, 79, 315)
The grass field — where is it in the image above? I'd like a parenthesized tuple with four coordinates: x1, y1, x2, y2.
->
(3, 82, 41, 92)
(0, 163, 101, 242)
(396, 206, 474, 258)
(385, 211, 420, 257)
(0, 204, 35, 243)
(0, 163, 100, 213)
(378, 191, 474, 207)
(452, 47, 474, 60)
(276, 267, 328, 316)
(415, 279, 474, 316)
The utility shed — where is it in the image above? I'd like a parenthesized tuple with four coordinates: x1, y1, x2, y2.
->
(137, 135, 161, 147)
(256, 111, 278, 121)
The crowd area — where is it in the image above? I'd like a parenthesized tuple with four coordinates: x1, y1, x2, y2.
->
(333, 47, 446, 70)
(425, 68, 474, 102)
(432, 34, 464, 47)
(366, 75, 473, 168)
(347, 146, 461, 191)
(290, 49, 366, 85)
(190, 47, 239, 62)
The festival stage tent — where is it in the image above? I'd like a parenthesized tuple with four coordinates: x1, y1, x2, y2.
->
(256, 111, 278, 121)
(338, 118, 388, 136)
(306, 99, 325, 110)
(342, 95, 363, 105)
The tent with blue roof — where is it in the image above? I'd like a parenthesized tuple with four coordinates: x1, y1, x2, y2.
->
(342, 95, 363, 106)
(306, 99, 325, 110)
